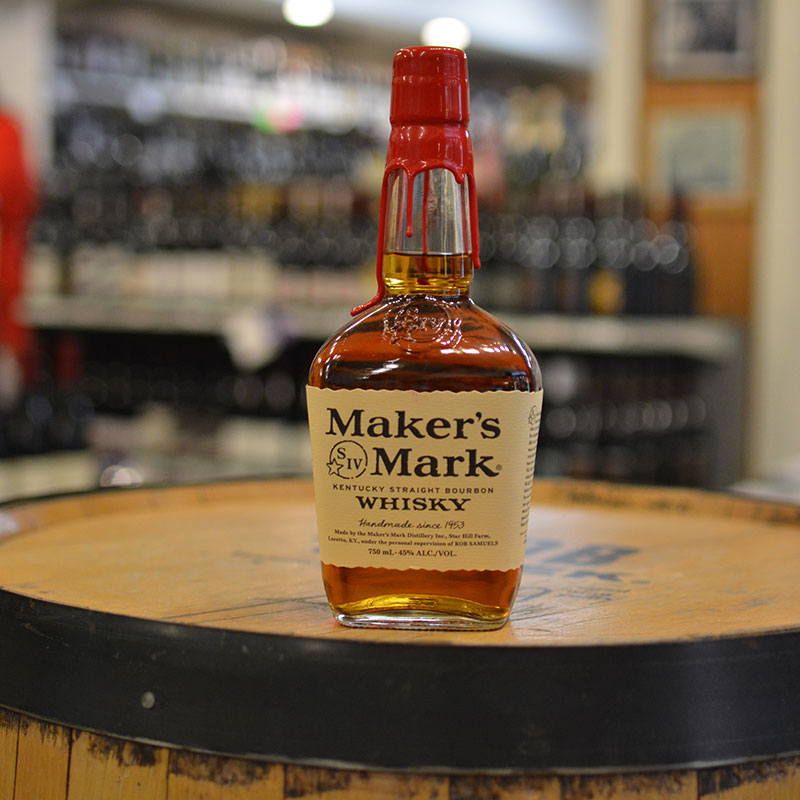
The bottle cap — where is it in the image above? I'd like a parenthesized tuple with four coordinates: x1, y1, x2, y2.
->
(390, 47, 469, 125)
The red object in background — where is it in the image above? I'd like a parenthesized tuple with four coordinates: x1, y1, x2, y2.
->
(0, 111, 37, 371)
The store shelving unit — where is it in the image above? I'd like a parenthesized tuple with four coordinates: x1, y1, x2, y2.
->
(22, 289, 745, 489)
(23, 293, 741, 361)
(0, 14, 748, 500)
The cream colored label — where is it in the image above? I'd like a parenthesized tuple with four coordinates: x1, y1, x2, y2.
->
(306, 387, 543, 571)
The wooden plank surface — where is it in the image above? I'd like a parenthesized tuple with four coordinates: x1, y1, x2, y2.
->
(283, 765, 447, 800)
(696, 756, 800, 799)
(13, 718, 70, 800)
(66, 730, 169, 800)
(0, 479, 798, 646)
(166, 751, 282, 799)
(0, 710, 19, 800)
(447, 775, 559, 799)
(560, 773, 696, 800)
(3, 712, 800, 799)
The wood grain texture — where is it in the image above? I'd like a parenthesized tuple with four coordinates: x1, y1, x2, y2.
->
(2, 712, 800, 800)
(696, 756, 800, 800)
(560, 772, 696, 799)
(166, 750, 282, 799)
(13, 718, 70, 800)
(66, 730, 168, 800)
(447, 774, 559, 799)
(283, 765, 447, 799)
(1, 479, 800, 798)
(0, 710, 19, 800)
(1, 479, 799, 647)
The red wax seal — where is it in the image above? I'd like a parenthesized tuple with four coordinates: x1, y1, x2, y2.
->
(390, 47, 470, 125)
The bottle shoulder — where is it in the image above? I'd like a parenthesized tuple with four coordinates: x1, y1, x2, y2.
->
(308, 296, 542, 392)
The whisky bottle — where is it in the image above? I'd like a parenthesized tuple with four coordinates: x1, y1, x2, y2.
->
(307, 47, 543, 630)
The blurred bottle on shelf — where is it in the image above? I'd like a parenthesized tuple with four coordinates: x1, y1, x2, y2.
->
(34, 22, 702, 321)
(48, 333, 93, 451)
(535, 353, 710, 487)
(33, 103, 379, 308)
(655, 188, 696, 316)
(0, 333, 93, 458)
(34, 24, 601, 318)
(13, 21, 716, 493)
(470, 183, 697, 319)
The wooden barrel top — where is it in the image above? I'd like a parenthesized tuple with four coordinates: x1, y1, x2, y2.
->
(0, 478, 799, 773)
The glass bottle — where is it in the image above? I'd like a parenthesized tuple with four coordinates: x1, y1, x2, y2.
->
(307, 47, 543, 630)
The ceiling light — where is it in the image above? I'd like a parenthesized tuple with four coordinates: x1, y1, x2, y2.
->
(282, 0, 334, 27)
(420, 17, 471, 50)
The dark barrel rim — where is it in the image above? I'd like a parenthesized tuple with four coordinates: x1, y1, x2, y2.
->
(2, 587, 799, 773)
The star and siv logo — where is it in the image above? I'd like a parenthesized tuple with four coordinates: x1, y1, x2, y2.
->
(327, 440, 368, 479)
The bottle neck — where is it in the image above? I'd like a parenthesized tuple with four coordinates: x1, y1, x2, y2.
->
(381, 167, 474, 298)
(351, 118, 481, 315)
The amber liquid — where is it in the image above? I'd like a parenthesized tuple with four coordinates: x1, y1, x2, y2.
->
(308, 253, 542, 629)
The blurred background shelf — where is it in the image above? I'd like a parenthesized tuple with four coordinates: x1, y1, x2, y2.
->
(24, 294, 742, 363)
(16, 292, 745, 493)
(0, 415, 311, 503)
(3, 0, 798, 504)
(0, 451, 98, 503)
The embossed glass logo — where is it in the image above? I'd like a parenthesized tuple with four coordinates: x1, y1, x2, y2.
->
(382, 300, 462, 353)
